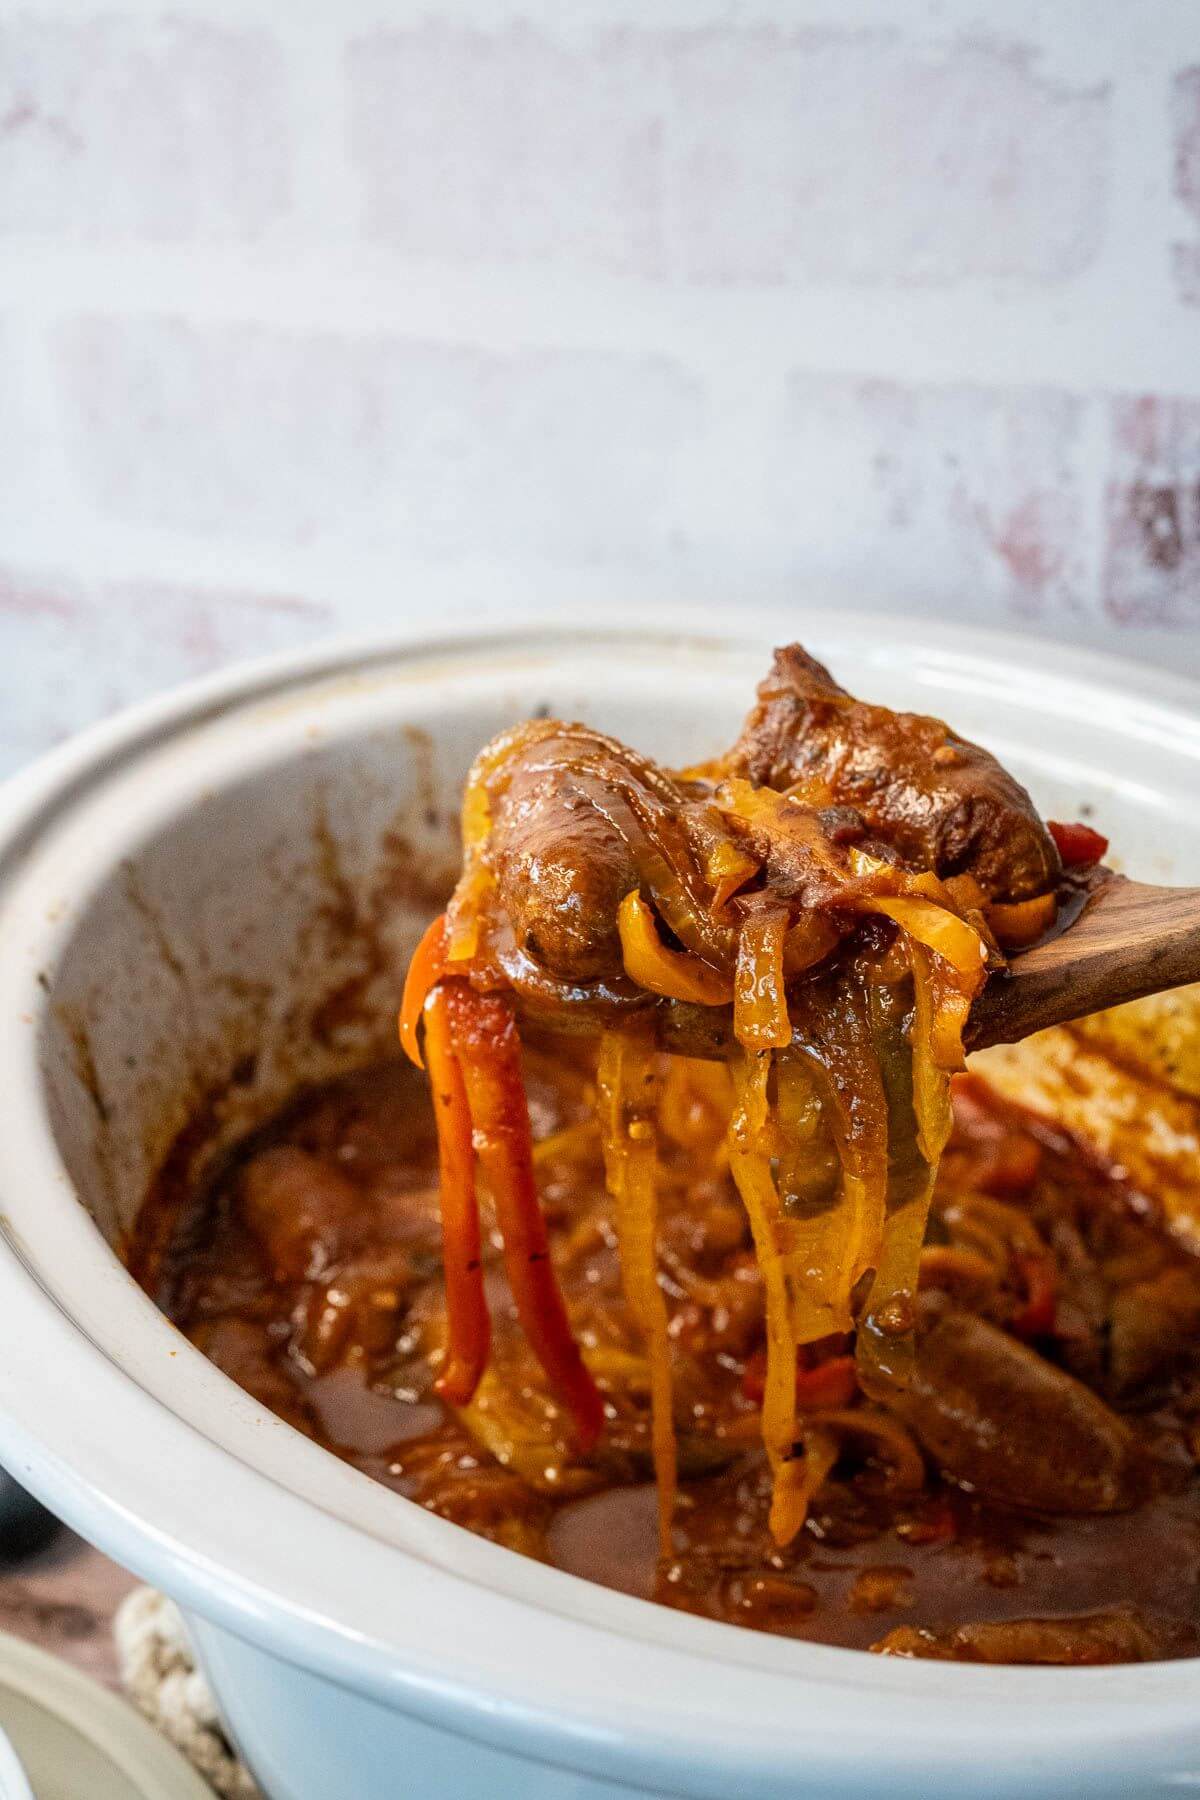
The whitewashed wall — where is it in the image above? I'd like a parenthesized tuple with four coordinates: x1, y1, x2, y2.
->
(2, 0, 1199, 774)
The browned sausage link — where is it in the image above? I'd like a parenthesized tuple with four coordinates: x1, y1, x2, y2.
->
(490, 757, 639, 984)
(724, 645, 1061, 900)
(896, 1308, 1147, 1514)
(240, 1145, 369, 1282)
(487, 726, 723, 985)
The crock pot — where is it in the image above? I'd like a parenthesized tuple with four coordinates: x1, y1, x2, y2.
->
(0, 610, 1197, 1800)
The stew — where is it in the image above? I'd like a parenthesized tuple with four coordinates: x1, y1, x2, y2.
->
(135, 1056, 1200, 1662)
(131, 645, 1200, 1664)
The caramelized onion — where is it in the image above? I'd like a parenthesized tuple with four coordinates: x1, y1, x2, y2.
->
(729, 1050, 813, 1545)
(617, 891, 733, 1006)
(985, 891, 1057, 949)
(597, 1026, 677, 1557)
(815, 1407, 927, 1495)
(734, 906, 791, 1050)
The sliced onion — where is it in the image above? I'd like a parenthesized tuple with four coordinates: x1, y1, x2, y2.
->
(597, 1026, 677, 1558)
(618, 891, 733, 1005)
(734, 907, 792, 1050)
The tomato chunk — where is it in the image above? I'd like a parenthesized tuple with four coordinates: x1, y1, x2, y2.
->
(1011, 1253, 1058, 1340)
(1048, 820, 1108, 867)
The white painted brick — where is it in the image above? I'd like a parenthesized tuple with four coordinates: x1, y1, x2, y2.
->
(0, 17, 290, 238)
(0, 565, 328, 770)
(771, 375, 1090, 618)
(0, 323, 33, 514)
(1102, 396, 1200, 628)
(667, 32, 1110, 285)
(347, 25, 1110, 286)
(1172, 67, 1200, 306)
(55, 317, 703, 560)
(347, 24, 663, 276)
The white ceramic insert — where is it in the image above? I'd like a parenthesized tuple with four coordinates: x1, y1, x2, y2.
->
(0, 612, 1197, 1800)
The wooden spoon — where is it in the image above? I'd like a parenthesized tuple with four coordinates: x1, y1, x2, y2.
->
(965, 873, 1200, 1051)
(522, 874, 1200, 1061)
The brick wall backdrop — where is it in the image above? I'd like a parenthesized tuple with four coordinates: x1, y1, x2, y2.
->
(2, 1, 1198, 773)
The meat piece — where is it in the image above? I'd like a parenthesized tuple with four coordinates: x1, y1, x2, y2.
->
(480, 647, 1058, 986)
(490, 755, 639, 984)
(295, 1246, 416, 1373)
(873, 1611, 1158, 1664)
(724, 646, 1060, 900)
(712, 784, 875, 914)
(486, 725, 712, 985)
(897, 1308, 1146, 1513)
(241, 1146, 371, 1281)
(1107, 1266, 1200, 1399)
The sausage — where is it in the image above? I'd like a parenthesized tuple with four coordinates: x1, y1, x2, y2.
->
(724, 646, 1060, 900)
(489, 757, 639, 984)
(896, 1308, 1146, 1514)
(487, 726, 705, 986)
(1107, 1266, 1200, 1399)
(241, 1146, 369, 1281)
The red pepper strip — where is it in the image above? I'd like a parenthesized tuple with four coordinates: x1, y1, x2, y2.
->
(1048, 820, 1109, 867)
(399, 914, 448, 1068)
(902, 1496, 957, 1546)
(1011, 1252, 1058, 1339)
(979, 1134, 1042, 1197)
(422, 984, 491, 1405)
(445, 983, 605, 1452)
(742, 1349, 858, 1411)
(795, 1354, 859, 1410)
(741, 1346, 766, 1405)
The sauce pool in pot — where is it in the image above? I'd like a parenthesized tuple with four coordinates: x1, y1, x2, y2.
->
(131, 1050, 1200, 1663)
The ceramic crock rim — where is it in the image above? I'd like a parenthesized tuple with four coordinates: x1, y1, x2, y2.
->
(0, 606, 1197, 1797)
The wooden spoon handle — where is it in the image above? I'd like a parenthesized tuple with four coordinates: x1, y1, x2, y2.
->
(965, 876, 1200, 1051)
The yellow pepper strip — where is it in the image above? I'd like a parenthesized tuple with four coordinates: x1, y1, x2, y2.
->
(617, 891, 734, 1005)
(984, 891, 1057, 949)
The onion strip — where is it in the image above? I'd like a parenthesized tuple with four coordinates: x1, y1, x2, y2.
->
(774, 1051, 850, 1344)
(863, 896, 988, 982)
(813, 1408, 926, 1495)
(729, 1050, 812, 1545)
(856, 945, 953, 1396)
(984, 891, 1057, 949)
(597, 1026, 677, 1558)
(910, 943, 955, 1165)
(734, 907, 792, 1050)
(618, 891, 733, 1005)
